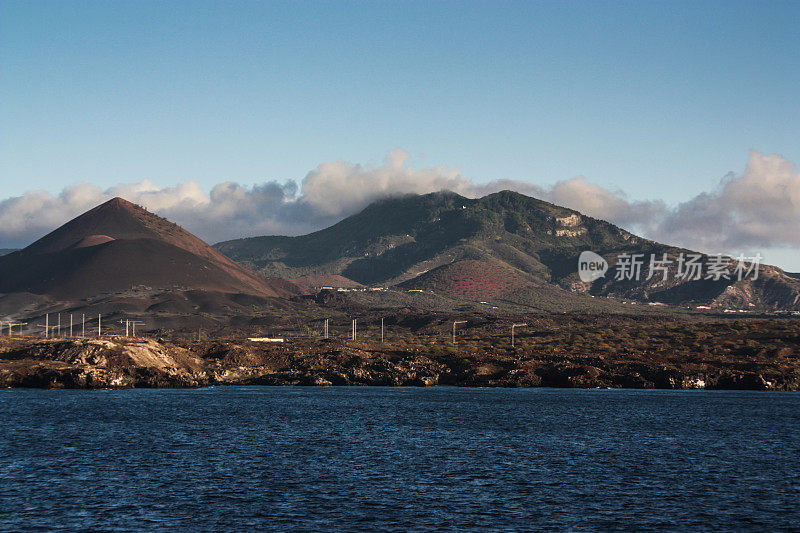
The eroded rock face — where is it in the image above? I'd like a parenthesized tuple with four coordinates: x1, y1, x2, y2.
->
(0, 338, 207, 389)
(1, 331, 799, 390)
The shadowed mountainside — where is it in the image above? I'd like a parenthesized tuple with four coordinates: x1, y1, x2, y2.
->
(216, 190, 800, 310)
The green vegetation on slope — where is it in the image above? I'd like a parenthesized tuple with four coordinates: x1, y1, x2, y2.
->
(215, 190, 800, 310)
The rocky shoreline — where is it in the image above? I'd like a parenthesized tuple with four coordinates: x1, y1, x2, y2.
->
(1, 335, 798, 391)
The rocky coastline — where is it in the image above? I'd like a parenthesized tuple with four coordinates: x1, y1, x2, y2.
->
(1, 334, 798, 391)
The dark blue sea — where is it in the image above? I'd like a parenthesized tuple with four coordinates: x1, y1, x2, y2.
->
(1, 387, 798, 531)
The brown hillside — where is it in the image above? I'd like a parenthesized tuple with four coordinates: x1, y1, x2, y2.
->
(0, 198, 297, 299)
(399, 259, 531, 300)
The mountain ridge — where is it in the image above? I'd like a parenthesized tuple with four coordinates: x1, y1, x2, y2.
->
(0, 197, 296, 300)
(215, 190, 800, 310)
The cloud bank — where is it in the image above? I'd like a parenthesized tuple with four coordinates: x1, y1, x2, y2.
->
(0, 149, 798, 261)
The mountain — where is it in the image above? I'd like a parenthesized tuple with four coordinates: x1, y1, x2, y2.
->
(216, 190, 800, 311)
(0, 249, 18, 256)
(0, 198, 297, 300)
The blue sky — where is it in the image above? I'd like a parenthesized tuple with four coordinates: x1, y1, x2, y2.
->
(1, 0, 799, 267)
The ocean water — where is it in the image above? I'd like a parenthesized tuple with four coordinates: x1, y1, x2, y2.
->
(0, 387, 798, 532)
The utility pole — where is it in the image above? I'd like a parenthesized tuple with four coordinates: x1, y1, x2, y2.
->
(57, 314, 61, 337)
(324, 318, 329, 339)
(381, 317, 384, 343)
(69, 315, 73, 337)
(351, 319, 357, 341)
(453, 321, 467, 345)
(8, 322, 27, 336)
(129, 320, 144, 337)
(82, 314, 85, 337)
(511, 323, 527, 348)
(39, 315, 56, 338)
(98, 314, 101, 337)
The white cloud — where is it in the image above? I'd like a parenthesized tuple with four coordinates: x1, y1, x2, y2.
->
(0, 184, 106, 245)
(0, 150, 798, 270)
(298, 149, 470, 217)
(548, 175, 667, 235)
(650, 151, 800, 251)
